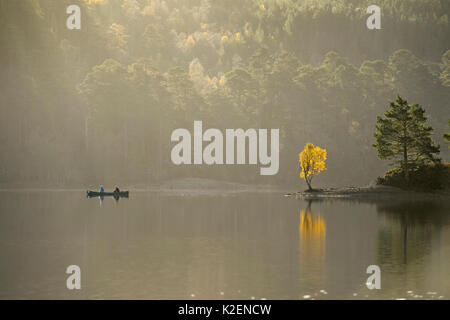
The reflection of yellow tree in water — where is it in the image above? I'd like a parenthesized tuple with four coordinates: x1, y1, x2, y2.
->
(300, 210, 326, 240)
(299, 202, 327, 289)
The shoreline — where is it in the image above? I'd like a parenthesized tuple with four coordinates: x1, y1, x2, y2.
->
(1, 179, 449, 200)
(285, 185, 450, 201)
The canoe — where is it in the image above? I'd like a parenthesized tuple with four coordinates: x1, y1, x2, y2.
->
(86, 190, 129, 198)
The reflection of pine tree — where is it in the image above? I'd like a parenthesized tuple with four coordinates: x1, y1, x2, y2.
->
(375, 200, 447, 292)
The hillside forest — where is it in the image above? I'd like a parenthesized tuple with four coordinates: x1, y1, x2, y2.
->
(0, 0, 449, 187)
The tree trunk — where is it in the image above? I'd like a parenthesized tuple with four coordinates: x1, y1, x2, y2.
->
(300, 163, 313, 191)
(403, 141, 409, 182)
(403, 123, 409, 182)
(305, 177, 312, 191)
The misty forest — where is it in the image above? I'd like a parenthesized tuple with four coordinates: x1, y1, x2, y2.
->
(1, 0, 449, 188)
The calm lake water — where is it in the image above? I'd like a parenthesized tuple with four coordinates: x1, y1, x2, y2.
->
(0, 190, 449, 299)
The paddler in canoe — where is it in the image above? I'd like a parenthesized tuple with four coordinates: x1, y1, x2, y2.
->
(86, 186, 129, 198)
(113, 186, 120, 201)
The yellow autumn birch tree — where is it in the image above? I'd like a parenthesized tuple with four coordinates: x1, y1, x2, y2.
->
(299, 143, 327, 190)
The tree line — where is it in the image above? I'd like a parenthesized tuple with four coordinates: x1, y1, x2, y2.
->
(0, 0, 449, 187)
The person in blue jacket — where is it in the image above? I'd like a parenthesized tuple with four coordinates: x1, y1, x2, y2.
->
(100, 185, 104, 193)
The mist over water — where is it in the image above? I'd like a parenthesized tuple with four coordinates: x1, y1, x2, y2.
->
(0, 191, 448, 299)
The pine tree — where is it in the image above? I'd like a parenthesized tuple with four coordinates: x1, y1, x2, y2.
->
(373, 96, 440, 182)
